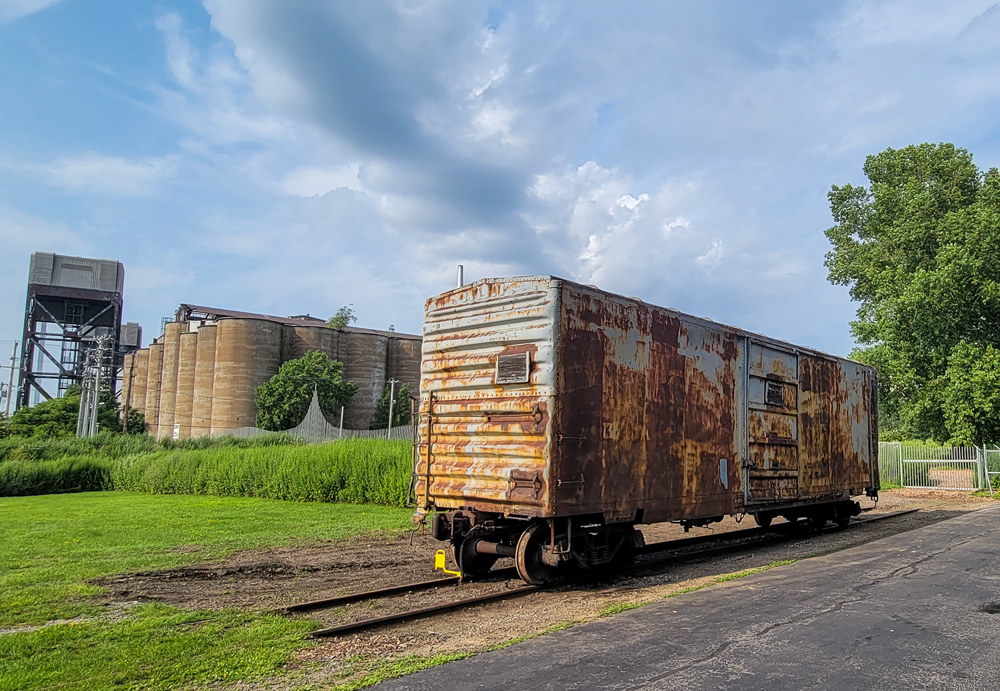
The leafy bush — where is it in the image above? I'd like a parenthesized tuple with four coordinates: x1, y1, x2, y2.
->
(370, 383, 412, 429)
(7, 384, 121, 438)
(254, 351, 358, 431)
(0, 456, 110, 496)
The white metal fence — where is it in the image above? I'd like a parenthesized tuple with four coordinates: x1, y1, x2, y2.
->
(878, 442, 995, 492)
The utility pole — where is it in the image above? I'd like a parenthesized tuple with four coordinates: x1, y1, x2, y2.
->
(77, 335, 110, 438)
(122, 354, 135, 434)
(4, 341, 16, 418)
(386, 378, 399, 439)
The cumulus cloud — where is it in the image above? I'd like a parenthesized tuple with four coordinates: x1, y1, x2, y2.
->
(7, 1, 1000, 353)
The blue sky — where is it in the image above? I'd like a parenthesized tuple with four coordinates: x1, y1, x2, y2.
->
(2, 0, 1000, 356)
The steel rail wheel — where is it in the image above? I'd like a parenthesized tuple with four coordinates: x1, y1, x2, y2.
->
(515, 522, 560, 585)
(453, 538, 499, 578)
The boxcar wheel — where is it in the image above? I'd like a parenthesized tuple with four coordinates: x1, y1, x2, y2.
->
(515, 522, 560, 585)
(453, 539, 498, 579)
(754, 513, 773, 528)
(807, 513, 827, 532)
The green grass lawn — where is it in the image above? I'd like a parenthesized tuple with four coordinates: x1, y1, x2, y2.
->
(0, 492, 414, 690)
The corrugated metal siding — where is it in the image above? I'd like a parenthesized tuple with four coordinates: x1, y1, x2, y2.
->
(415, 278, 560, 515)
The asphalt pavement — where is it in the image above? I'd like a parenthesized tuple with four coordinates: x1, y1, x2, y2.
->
(376, 505, 1000, 690)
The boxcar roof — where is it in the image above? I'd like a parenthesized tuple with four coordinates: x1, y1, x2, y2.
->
(429, 275, 867, 369)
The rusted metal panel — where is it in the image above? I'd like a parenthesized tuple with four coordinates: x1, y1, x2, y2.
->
(553, 287, 743, 523)
(416, 276, 877, 525)
(415, 278, 559, 516)
(798, 357, 876, 497)
(745, 342, 800, 503)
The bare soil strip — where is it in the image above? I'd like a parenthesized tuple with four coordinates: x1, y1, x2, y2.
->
(93, 490, 993, 689)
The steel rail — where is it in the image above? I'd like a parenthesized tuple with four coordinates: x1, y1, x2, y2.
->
(300, 509, 918, 638)
(284, 576, 459, 613)
(308, 585, 542, 638)
(635, 509, 919, 570)
(281, 567, 518, 614)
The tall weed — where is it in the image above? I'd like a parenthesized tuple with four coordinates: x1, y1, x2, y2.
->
(0, 437, 412, 506)
(108, 439, 412, 505)
(0, 431, 301, 462)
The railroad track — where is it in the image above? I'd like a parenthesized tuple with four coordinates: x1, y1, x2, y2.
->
(294, 509, 918, 638)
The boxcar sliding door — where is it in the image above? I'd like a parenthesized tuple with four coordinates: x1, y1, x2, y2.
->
(744, 340, 800, 504)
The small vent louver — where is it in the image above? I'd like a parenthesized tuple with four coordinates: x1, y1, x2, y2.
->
(496, 352, 530, 385)
(765, 380, 784, 407)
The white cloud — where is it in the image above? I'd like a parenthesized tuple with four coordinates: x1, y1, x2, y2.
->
(0, 0, 60, 24)
(152, 11, 287, 146)
(696, 241, 725, 270)
(282, 164, 362, 197)
(7, 1, 1000, 357)
(29, 153, 177, 196)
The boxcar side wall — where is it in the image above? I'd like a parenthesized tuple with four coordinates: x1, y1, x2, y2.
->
(551, 279, 877, 524)
(553, 283, 745, 524)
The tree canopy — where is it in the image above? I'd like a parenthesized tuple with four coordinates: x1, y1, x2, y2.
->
(254, 351, 358, 431)
(825, 143, 1000, 444)
(327, 305, 357, 330)
(6, 383, 121, 438)
(370, 382, 412, 430)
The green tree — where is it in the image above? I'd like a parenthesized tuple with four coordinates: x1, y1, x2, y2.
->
(370, 383, 412, 429)
(327, 304, 357, 330)
(7, 383, 123, 438)
(825, 143, 1000, 443)
(254, 351, 358, 431)
(124, 409, 147, 435)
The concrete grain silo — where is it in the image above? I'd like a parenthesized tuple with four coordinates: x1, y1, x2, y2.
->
(191, 325, 217, 438)
(211, 318, 282, 434)
(387, 336, 422, 392)
(341, 330, 389, 429)
(121, 352, 135, 417)
(283, 324, 340, 362)
(144, 342, 164, 437)
(174, 331, 198, 439)
(156, 322, 183, 440)
(127, 349, 149, 420)
(170, 303, 423, 435)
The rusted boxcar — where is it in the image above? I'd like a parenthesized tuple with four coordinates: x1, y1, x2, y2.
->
(414, 276, 878, 584)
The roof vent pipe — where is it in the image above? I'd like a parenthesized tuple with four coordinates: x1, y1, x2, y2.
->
(456, 264, 464, 288)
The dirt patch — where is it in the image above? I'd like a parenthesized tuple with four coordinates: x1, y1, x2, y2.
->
(94, 534, 450, 612)
(92, 490, 994, 689)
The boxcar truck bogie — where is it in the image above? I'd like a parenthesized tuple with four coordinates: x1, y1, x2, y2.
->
(415, 276, 879, 585)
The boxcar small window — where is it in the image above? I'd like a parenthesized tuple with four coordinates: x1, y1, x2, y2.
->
(765, 380, 784, 407)
(496, 352, 530, 384)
